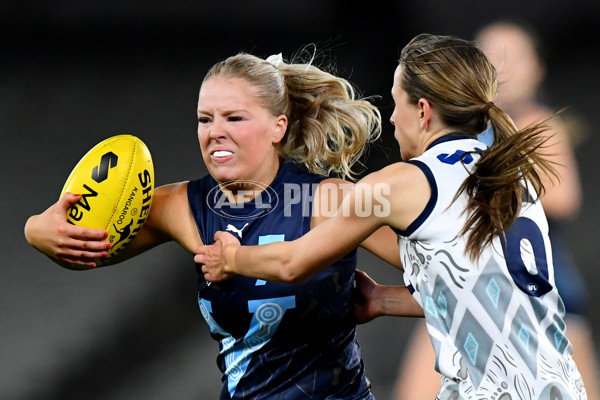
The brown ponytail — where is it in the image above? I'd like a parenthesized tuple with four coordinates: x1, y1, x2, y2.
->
(458, 108, 558, 259)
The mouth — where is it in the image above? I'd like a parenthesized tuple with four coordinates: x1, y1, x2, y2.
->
(211, 150, 234, 162)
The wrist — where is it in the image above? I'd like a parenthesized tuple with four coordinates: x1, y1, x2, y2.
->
(373, 285, 388, 316)
(224, 244, 239, 274)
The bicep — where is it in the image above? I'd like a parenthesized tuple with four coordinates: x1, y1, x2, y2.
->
(351, 163, 431, 270)
(312, 177, 390, 259)
(106, 182, 201, 263)
(297, 179, 389, 274)
(309, 167, 423, 271)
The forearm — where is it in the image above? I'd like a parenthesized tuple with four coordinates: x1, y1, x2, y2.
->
(228, 244, 284, 282)
(374, 285, 424, 317)
(230, 240, 337, 284)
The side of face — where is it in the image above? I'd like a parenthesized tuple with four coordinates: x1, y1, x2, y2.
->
(197, 76, 287, 184)
(390, 66, 421, 160)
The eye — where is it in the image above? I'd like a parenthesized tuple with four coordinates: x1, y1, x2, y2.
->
(198, 116, 211, 124)
(228, 116, 243, 122)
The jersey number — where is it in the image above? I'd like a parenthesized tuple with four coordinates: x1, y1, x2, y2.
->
(500, 217, 553, 297)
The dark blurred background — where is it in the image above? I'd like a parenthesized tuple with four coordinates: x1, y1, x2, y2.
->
(2, 1, 599, 399)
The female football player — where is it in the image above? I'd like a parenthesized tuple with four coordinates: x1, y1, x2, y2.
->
(25, 50, 400, 399)
(196, 34, 588, 399)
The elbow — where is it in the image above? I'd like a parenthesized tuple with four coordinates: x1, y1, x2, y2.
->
(278, 274, 303, 284)
(277, 265, 309, 284)
(281, 271, 311, 285)
(23, 215, 39, 247)
(275, 254, 311, 284)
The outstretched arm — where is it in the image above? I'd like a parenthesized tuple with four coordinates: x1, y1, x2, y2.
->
(25, 182, 200, 270)
(196, 178, 385, 283)
(196, 162, 428, 283)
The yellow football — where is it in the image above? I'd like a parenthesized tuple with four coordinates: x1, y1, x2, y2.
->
(60, 134, 154, 262)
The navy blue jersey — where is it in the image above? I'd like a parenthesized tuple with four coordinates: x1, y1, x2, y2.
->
(188, 162, 373, 400)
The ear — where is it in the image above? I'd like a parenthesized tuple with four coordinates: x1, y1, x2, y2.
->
(272, 115, 288, 144)
(417, 98, 433, 130)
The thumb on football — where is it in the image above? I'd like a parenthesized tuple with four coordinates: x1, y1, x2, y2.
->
(60, 192, 83, 210)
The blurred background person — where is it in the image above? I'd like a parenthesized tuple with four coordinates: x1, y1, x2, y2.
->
(393, 20, 600, 400)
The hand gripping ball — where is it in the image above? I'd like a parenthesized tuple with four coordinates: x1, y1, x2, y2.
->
(60, 134, 154, 261)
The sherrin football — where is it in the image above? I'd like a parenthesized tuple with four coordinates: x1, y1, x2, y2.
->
(60, 134, 154, 262)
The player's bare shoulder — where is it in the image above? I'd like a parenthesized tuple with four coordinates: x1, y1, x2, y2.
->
(365, 162, 427, 192)
(364, 162, 431, 231)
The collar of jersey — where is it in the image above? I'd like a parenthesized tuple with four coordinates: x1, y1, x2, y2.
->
(426, 132, 473, 151)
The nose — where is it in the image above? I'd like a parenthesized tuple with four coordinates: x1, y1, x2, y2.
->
(209, 118, 226, 141)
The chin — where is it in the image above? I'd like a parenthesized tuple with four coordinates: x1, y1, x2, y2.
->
(214, 172, 242, 184)
(206, 165, 238, 183)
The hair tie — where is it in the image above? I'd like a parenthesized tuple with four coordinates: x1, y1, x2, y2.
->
(481, 101, 495, 114)
(266, 53, 284, 67)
